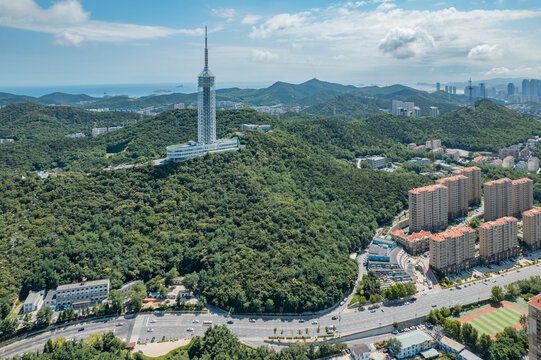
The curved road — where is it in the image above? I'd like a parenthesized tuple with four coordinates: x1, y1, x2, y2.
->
(1, 263, 539, 358)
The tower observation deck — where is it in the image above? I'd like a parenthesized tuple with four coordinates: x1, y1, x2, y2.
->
(166, 27, 239, 162)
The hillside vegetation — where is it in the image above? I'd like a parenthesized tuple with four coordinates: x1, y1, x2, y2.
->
(0, 125, 429, 314)
(0, 103, 140, 141)
(363, 99, 541, 152)
(0, 107, 270, 172)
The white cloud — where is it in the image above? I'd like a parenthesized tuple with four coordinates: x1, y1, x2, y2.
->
(241, 15, 262, 25)
(0, 0, 202, 46)
(211, 8, 236, 22)
(379, 27, 434, 59)
(467, 44, 502, 61)
(252, 49, 280, 62)
(344, 1, 367, 8)
(249, 12, 310, 39)
(376, 2, 396, 11)
(485, 67, 510, 75)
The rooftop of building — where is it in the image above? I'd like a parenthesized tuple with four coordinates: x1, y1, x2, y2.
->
(44, 290, 56, 302)
(409, 184, 447, 194)
(471, 157, 485, 163)
(529, 293, 541, 310)
(395, 330, 433, 349)
(480, 216, 518, 229)
(453, 166, 481, 173)
(431, 226, 475, 241)
(484, 178, 511, 186)
(439, 336, 465, 352)
(368, 243, 391, 257)
(447, 150, 459, 154)
(349, 343, 370, 354)
(504, 156, 514, 161)
(529, 157, 539, 162)
(57, 279, 109, 291)
(436, 174, 468, 183)
(523, 207, 541, 216)
(24, 290, 43, 305)
(391, 229, 432, 242)
(367, 156, 385, 160)
(459, 349, 483, 360)
(512, 177, 533, 184)
(421, 349, 440, 359)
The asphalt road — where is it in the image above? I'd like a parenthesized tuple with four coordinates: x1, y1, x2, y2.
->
(1, 262, 539, 358)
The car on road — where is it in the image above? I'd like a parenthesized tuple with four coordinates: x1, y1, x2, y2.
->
(192, 319, 199, 323)
(147, 328, 154, 332)
(137, 338, 141, 344)
(150, 319, 156, 323)
(116, 323, 123, 327)
(299, 319, 305, 323)
(162, 336, 166, 341)
(151, 337, 155, 343)
(392, 330, 398, 335)
(311, 320, 318, 325)
(331, 316, 338, 320)
(187, 327, 194, 332)
(370, 309, 376, 313)
(340, 300, 345, 306)
(227, 319, 234, 324)
(249, 318, 256, 323)
(381, 309, 384, 312)
(78, 327, 85, 332)
(432, 304, 437, 307)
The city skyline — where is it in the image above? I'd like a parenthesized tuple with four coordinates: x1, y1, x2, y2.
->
(1, 0, 541, 87)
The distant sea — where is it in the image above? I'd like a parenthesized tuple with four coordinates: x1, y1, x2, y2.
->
(0, 81, 272, 98)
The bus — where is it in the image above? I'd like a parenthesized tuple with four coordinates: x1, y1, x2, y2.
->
(203, 320, 213, 325)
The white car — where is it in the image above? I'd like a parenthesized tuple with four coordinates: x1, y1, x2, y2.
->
(192, 319, 199, 323)
(147, 328, 154, 332)
(187, 327, 194, 332)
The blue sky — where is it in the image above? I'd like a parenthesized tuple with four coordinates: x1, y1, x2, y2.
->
(1, 0, 540, 89)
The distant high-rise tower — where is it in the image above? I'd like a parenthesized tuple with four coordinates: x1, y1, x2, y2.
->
(479, 83, 486, 98)
(468, 78, 473, 102)
(445, 85, 449, 93)
(436, 82, 441, 92)
(452, 86, 456, 95)
(507, 83, 515, 99)
(522, 79, 530, 96)
(198, 26, 216, 145)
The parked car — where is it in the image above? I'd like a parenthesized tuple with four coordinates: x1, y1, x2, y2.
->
(227, 319, 234, 324)
(331, 316, 338, 320)
(192, 319, 199, 323)
(78, 327, 85, 332)
(187, 327, 194, 332)
(370, 309, 376, 313)
(147, 328, 154, 332)
(311, 320, 318, 325)
(249, 318, 256, 323)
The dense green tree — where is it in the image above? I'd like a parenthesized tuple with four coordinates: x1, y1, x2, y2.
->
(491, 286, 505, 303)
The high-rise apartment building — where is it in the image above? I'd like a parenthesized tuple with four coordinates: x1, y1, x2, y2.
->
(479, 217, 519, 264)
(507, 83, 515, 98)
(484, 178, 513, 221)
(429, 106, 440, 117)
(512, 178, 533, 217)
(528, 294, 541, 360)
(409, 184, 448, 233)
(452, 167, 482, 205)
(523, 207, 541, 250)
(429, 226, 476, 274)
(436, 175, 468, 219)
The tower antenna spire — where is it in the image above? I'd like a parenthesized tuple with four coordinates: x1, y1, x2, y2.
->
(204, 26, 208, 70)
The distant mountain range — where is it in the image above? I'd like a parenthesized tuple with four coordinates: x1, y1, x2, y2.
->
(0, 79, 469, 117)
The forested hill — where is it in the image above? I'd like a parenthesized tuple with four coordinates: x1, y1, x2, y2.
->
(0, 103, 140, 141)
(0, 129, 430, 314)
(0, 108, 273, 172)
(362, 99, 541, 152)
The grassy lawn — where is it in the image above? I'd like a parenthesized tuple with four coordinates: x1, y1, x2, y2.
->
(452, 304, 490, 320)
(465, 307, 522, 336)
(506, 297, 529, 313)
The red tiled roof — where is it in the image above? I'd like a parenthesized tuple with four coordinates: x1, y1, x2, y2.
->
(504, 156, 514, 161)
(436, 175, 468, 184)
(523, 207, 541, 217)
(485, 178, 511, 186)
(453, 166, 481, 174)
(480, 217, 518, 229)
(391, 229, 432, 242)
(512, 178, 532, 184)
(430, 226, 475, 241)
(409, 184, 447, 194)
(529, 294, 541, 310)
